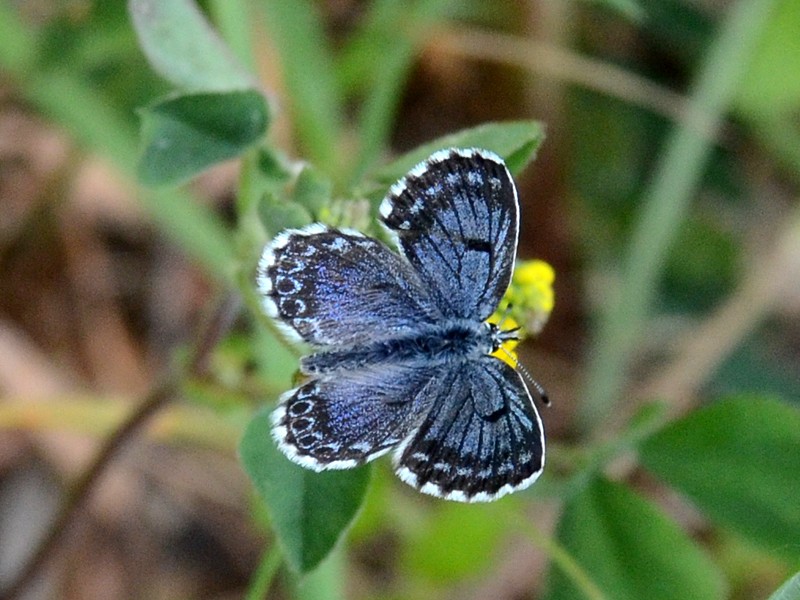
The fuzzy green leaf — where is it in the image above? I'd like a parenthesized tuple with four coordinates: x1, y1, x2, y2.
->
(258, 193, 313, 238)
(547, 477, 725, 600)
(374, 121, 545, 184)
(640, 396, 800, 561)
(768, 572, 800, 600)
(129, 0, 254, 91)
(240, 410, 370, 573)
(291, 165, 333, 220)
(138, 90, 268, 185)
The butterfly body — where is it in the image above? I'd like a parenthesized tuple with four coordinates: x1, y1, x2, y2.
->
(257, 148, 545, 502)
(301, 320, 496, 374)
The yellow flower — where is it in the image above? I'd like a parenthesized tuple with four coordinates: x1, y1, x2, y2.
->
(492, 259, 556, 337)
(488, 259, 554, 368)
(513, 259, 555, 315)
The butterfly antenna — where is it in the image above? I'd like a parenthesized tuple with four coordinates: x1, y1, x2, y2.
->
(496, 302, 514, 331)
(497, 345, 551, 406)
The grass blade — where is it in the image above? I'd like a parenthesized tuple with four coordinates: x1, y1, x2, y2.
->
(580, 0, 778, 433)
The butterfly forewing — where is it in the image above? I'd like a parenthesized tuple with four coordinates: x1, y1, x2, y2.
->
(257, 225, 441, 347)
(379, 149, 518, 321)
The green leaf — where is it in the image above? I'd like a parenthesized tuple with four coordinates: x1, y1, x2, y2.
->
(547, 477, 725, 600)
(736, 0, 800, 119)
(237, 147, 295, 217)
(258, 193, 313, 238)
(257, 147, 293, 186)
(251, 326, 298, 392)
(768, 572, 800, 600)
(640, 396, 800, 561)
(138, 90, 269, 185)
(239, 410, 370, 573)
(401, 502, 507, 584)
(129, 0, 255, 91)
(291, 165, 333, 219)
(374, 121, 545, 184)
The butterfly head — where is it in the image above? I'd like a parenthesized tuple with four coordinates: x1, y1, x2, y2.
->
(486, 321, 550, 406)
(486, 321, 520, 354)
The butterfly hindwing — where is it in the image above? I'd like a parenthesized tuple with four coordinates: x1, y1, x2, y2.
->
(272, 363, 442, 470)
(379, 148, 519, 321)
(393, 357, 544, 502)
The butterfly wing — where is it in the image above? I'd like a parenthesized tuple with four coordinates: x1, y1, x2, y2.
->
(262, 150, 546, 502)
(258, 225, 441, 347)
(272, 363, 442, 470)
(379, 148, 519, 320)
(393, 356, 544, 502)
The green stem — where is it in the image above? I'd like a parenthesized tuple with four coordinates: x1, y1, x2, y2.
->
(561, 402, 668, 500)
(506, 506, 607, 600)
(258, 0, 344, 174)
(580, 0, 778, 434)
(233, 149, 302, 360)
(245, 543, 283, 600)
(345, 0, 450, 186)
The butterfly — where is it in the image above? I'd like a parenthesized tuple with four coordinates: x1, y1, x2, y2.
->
(256, 148, 545, 502)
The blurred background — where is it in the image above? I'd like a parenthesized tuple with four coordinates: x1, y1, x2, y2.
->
(1, 0, 799, 599)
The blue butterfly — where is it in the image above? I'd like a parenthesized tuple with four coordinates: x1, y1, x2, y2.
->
(256, 148, 545, 502)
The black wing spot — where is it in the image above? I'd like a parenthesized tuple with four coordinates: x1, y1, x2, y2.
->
(464, 238, 492, 253)
(482, 405, 508, 423)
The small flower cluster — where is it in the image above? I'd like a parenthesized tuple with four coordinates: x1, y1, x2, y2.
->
(490, 259, 555, 365)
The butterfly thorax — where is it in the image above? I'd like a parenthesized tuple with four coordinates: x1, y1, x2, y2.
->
(301, 320, 501, 375)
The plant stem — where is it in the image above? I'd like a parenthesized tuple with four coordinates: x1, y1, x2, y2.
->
(508, 506, 607, 600)
(579, 0, 778, 435)
(208, 0, 255, 69)
(1, 295, 240, 600)
(296, 548, 346, 600)
(244, 543, 283, 600)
